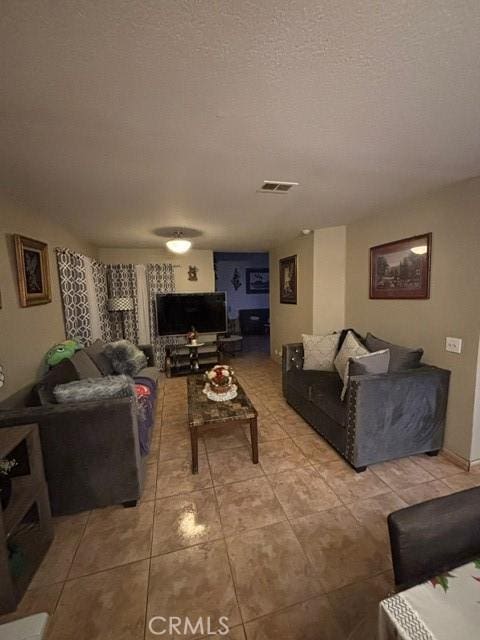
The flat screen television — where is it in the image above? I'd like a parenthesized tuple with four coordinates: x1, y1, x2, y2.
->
(156, 292, 227, 336)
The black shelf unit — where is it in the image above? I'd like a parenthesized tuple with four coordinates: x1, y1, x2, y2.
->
(165, 341, 221, 377)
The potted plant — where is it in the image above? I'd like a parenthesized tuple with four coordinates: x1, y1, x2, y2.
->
(0, 458, 17, 511)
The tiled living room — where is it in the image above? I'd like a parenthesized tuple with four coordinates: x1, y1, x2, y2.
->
(3, 351, 477, 639)
(2, 3, 480, 640)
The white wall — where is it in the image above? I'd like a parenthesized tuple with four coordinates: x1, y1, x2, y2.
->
(312, 226, 346, 334)
(97, 247, 215, 293)
(0, 199, 95, 400)
(345, 178, 480, 462)
(269, 235, 314, 361)
(269, 227, 347, 362)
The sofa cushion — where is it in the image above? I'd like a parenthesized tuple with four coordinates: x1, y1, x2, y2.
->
(309, 377, 347, 427)
(136, 367, 161, 385)
(37, 358, 80, 405)
(104, 340, 148, 376)
(54, 374, 135, 404)
(334, 331, 369, 399)
(349, 349, 390, 377)
(336, 328, 366, 354)
(70, 349, 103, 380)
(365, 333, 423, 372)
(84, 339, 114, 375)
(302, 333, 340, 371)
(285, 370, 346, 426)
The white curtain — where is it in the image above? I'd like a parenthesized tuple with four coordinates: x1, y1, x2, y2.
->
(135, 265, 150, 345)
(84, 258, 102, 340)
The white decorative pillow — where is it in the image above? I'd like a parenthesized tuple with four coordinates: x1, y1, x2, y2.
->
(334, 331, 369, 400)
(302, 333, 340, 371)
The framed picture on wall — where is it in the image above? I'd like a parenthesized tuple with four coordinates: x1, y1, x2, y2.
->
(279, 255, 297, 304)
(14, 234, 52, 307)
(246, 268, 269, 294)
(370, 233, 432, 299)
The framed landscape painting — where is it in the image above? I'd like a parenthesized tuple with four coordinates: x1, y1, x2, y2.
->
(279, 255, 297, 304)
(14, 235, 51, 307)
(370, 233, 432, 299)
(246, 268, 269, 294)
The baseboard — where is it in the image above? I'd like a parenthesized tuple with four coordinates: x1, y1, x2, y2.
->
(442, 448, 472, 471)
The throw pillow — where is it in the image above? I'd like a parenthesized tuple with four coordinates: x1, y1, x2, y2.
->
(84, 339, 114, 376)
(365, 333, 423, 372)
(334, 331, 369, 400)
(348, 349, 390, 377)
(54, 374, 135, 404)
(302, 333, 340, 371)
(103, 340, 148, 377)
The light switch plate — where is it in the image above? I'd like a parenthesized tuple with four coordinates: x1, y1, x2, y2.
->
(446, 337, 462, 354)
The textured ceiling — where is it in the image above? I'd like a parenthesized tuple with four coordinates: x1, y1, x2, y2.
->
(1, 1, 480, 250)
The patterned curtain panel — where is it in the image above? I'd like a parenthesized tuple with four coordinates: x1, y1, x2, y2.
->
(91, 261, 112, 342)
(56, 248, 112, 344)
(56, 248, 93, 344)
(106, 264, 139, 343)
(146, 264, 176, 369)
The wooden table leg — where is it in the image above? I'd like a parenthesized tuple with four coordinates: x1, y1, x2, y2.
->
(250, 417, 259, 464)
(190, 426, 199, 474)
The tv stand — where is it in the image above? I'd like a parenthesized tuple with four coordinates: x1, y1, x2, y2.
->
(165, 338, 221, 377)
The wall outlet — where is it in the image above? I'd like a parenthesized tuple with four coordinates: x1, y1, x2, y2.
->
(446, 337, 462, 354)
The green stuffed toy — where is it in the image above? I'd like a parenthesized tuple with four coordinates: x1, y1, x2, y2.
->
(46, 339, 83, 368)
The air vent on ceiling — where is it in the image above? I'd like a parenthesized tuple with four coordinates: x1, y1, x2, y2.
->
(259, 180, 299, 193)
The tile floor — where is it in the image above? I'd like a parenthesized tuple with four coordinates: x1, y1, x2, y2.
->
(1, 353, 478, 639)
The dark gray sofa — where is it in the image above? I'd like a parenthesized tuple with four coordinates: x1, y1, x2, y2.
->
(0, 341, 161, 515)
(282, 334, 450, 471)
(388, 486, 480, 590)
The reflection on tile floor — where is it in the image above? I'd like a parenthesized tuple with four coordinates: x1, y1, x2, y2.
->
(1, 353, 472, 639)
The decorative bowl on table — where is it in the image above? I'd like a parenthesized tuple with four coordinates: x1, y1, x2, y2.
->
(203, 365, 238, 402)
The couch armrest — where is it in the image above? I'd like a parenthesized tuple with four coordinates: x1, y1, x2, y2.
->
(138, 344, 154, 367)
(282, 343, 304, 396)
(0, 398, 142, 514)
(345, 365, 450, 467)
(282, 343, 304, 373)
(388, 486, 480, 590)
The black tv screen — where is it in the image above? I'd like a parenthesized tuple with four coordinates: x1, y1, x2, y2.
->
(156, 292, 227, 336)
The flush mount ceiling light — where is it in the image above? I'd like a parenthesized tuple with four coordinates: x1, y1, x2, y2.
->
(301, 229, 312, 235)
(411, 245, 428, 255)
(166, 232, 192, 254)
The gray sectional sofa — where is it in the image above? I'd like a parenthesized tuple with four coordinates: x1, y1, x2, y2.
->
(0, 341, 161, 515)
(283, 331, 450, 471)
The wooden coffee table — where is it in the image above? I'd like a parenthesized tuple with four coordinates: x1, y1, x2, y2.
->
(187, 374, 258, 474)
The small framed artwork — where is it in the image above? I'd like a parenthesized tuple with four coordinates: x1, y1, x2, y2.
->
(370, 233, 432, 299)
(14, 235, 52, 307)
(279, 255, 297, 304)
(246, 268, 269, 294)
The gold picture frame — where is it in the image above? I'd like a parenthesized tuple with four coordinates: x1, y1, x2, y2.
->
(14, 235, 51, 307)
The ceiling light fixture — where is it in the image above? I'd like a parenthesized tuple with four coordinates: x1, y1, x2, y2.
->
(166, 232, 192, 254)
(411, 245, 428, 255)
(301, 229, 312, 235)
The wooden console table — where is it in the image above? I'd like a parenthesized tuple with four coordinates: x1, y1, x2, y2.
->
(0, 424, 53, 614)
